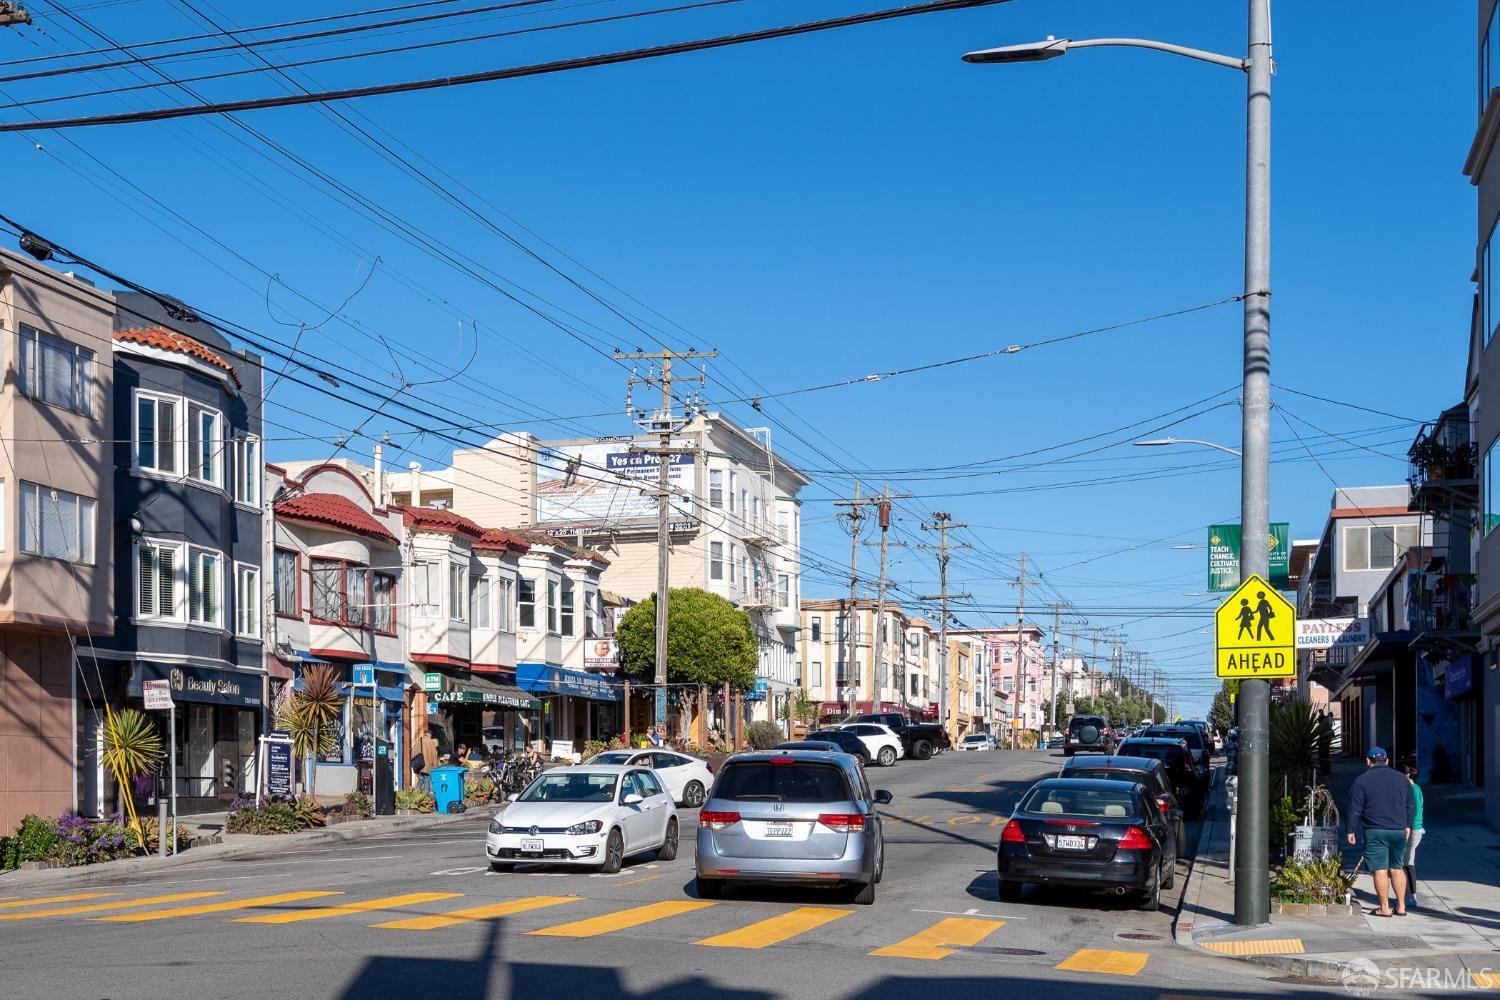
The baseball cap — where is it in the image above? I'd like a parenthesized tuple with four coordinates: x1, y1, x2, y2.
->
(1366, 746, 1388, 761)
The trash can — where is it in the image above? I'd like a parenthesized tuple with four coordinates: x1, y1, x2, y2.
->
(432, 765, 467, 814)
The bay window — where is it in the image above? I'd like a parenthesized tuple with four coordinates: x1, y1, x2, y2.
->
(471, 574, 491, 629)
(187, 547, 222, 627)
(497, 577, 513, 631)
(412, 561, 439, 617)
(373, 572, 397, 634)
(232, 436, 260, 506)
(187, 401, 222, 486)
(135, 391, 179, 474)
(518, 577, 536, 628)
(235, 563, 260, 638)
(138, 540, 180, 619)
(345, 565, 369, 625)
(273, 549, 298, 616)
(449, 561, 466, 623)
(560, 584, 575, 637)
(546, 580, 559, 633)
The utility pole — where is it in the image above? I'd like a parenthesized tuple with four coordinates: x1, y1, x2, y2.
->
(1068, 623, 1081, 716)
(0, 2, 31, 27)
(1010, 555, 1029, 747)
(919, 514, 969, 744)
(618, 347, 716, 732)
(864, 484, 911, 713)
(1048, 603, 1062, 734)
(833, 484, 878, 713)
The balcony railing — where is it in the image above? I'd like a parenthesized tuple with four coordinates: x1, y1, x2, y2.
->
(1408, 417, 1477, 520)
(740, 585, 777, 612)
(1408, 574, 1475, 634)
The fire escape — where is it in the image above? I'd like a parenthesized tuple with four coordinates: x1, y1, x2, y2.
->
(1406, 404, 1479, 659)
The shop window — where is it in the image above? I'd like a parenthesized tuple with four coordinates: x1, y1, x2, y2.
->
(518, 577, 536, 628)
(449, 561, 467, 623)
(373, 572, 397, 634)
(138, 540, 181, 620)
(135, 391, 178, 474)
(235, 562, 260, 638)
(274, 549, 299, 616)
(180, 704, 218, 798)
(19, 481, 96, 564)
(317, 700, 347, 764)
(560, 584, 575, 637)
(19, 325, 94, 418)
(471, 574, 491, 630)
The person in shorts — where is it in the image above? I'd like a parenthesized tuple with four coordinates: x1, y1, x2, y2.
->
(1345, 747, 1414, 916)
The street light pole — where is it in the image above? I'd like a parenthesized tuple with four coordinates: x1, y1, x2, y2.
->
(962, 0, 1273, 926)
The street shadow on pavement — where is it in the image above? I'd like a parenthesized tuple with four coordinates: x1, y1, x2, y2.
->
(962, 869, 1162, 914)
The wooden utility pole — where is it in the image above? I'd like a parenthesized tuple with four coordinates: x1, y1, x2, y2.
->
(1048, 603, 1063, 733)
(1068, 623, 1081, 716)
(918, 514, 970, 743)
(616, 347, 716, 732)
(1010, 555, 1029, 746)
(865, 484, 911, 712)
(833, 484, 886, 713)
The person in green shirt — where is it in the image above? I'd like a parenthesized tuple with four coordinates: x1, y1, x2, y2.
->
(1402, 765, 1425, 909)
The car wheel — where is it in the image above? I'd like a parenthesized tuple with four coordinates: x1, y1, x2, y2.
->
(1063, 749, 1074, 757)
(599, 829, 624, 874)
(878, 746, 897, 767)
(874, 845, 885, 884)
(913, 739, 933, 761)
(851, 879, 876, 905)
(656, 818, 679, 862)
(1162, 857, 1176, 891)
(1176, 822, 1187, 855)
(997, 878, 1022, 902)
(859, 751, 871, 767)
(488, 862, 513, 873)
(695, 876, 722, 899)
(682, 780, 706, 808)
(1138, 867, 1161, 911)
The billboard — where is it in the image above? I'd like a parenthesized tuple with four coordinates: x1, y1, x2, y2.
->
(1208, 523, 1290, 591)
(535, 440, 695, 524)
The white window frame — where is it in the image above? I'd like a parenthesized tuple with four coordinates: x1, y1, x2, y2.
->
(497, 577, 513, 632)
(137, 537, 185, 621)
(373, 571, 398, 634)
(449, 561, 467, 623)
(560, 583, 575, 637)
(810, 659, 822, 687)
(728, 472, 738, 513)
(471, 573, 492, 630)
(187, 546, 224, 629)
(133, 388, 182, 476)
(235, 562, 261, 639)
(19, 324, 95, 418)
(518, 576, 536, 629)
(232, 436, 261, 507)
(709, 469, 723, 508)
(187, 401, 224, 489)
(1342, 523, 1421, 572)
(19, 480, 96, 565)
(546, 580, 559, 634)
(709, 540, 723, 580)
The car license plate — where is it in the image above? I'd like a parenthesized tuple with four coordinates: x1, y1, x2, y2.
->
(765, 823, 793, 838)
(1056, 835, 1087, 851)
(520, 838, 545, 854)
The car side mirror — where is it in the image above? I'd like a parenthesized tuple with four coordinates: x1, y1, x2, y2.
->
(507, 793, 519, 802)
(873, 789, 893, 805)
(622, 793, 644, 806)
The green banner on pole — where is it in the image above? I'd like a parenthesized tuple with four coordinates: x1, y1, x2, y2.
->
(1208, 523, 1290, 591)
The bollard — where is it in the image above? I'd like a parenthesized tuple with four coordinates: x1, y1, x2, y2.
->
(158, 797, 168, 858)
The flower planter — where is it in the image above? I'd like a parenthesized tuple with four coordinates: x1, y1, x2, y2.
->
(1271, 899, 1359, 917)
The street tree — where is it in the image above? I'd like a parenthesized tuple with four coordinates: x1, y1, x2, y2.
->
(1210, 685, 1235, 734)
(617, 588, 758, 693)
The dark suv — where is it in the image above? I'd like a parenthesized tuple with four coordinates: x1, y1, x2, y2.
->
(1115, 737, 1207, 817)
(1063, 715, 1115, 757)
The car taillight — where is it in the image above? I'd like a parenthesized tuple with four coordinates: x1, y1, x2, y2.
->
(769, 756, 795, 765)
(817, 813, 866, 833)
(1118, 826, 1154, 849)
(1001, 819, 1026, 843)
(700, 810, 741, 830)
(1156, 797, 1171, 815)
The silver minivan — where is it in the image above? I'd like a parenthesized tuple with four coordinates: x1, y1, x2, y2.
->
(694, 750, 891, 904)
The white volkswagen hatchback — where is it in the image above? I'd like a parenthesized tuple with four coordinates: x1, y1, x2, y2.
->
(486, 765, 678, 873)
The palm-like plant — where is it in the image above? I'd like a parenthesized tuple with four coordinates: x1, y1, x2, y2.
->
(275, 697, 340, 788)
(288, 664, 345, 797)
(103, 707, 164, 791)
(1270, 697, 1321, 806)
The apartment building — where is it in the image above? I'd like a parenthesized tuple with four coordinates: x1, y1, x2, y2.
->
(0, 249, 115, 830)
(384, 412, 809, 727)
(798, 598, 936, 721)
(952, 625, 1047, 736)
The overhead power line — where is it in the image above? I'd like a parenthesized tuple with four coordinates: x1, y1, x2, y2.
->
(0, 0, 1014, 131)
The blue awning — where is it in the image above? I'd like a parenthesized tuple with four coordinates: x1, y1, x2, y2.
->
(516, 663, 622, 703)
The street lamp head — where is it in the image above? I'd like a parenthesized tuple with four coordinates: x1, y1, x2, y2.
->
(962, 36, 1071, 64)
(1133, 438, 1177, 448)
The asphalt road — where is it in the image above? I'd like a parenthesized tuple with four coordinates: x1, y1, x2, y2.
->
(0, 750, 1329, 1000)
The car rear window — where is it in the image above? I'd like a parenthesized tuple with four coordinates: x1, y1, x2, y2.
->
(1069, 717, 1106, 730)
(1021, 784, 1142, 819)
(713, 761, 851, 803)
(1067, 768, 1151, 785)
(1118, 742, 1181, 763)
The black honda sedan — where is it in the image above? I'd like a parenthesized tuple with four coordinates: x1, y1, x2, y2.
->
(996, 778, 1177, 911)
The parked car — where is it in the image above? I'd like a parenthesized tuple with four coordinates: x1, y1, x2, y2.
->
(1063, 714, 1115, 757)
(1212, 732, 1225, 754)
(1140, 725, 1212, 774)
(1047, 735, 1064, 750)
(958, 733, 998, 752)
(831, 723, 905, 767)
(486, 765, 677, 873)
(1059, 754, 1187, 855)
(805, 729, 872, 765)
(1114, 737, 1207, 817)
(773, 740, 843, 755)
(996, 777, 1177, 911)
(848, 713, 949, 760)
(584, 749, 715, 807)
(695, 750, 891, 904)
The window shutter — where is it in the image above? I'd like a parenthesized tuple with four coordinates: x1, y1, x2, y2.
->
(159, 547, 176, 615)
(139, 546, 157, 616)
(204, 555, 217, 625)
(189, 552, 202, 621)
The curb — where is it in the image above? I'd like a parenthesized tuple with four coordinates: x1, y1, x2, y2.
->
(0, 806, 500, 888)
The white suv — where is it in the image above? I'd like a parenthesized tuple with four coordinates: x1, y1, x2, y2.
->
(835, 723, 905, 767)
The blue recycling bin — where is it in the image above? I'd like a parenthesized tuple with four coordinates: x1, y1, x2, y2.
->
(432, 766, 468, 814)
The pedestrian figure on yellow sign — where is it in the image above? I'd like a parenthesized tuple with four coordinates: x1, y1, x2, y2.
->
(1254, 591, 1276, 641)
(1236, 598, 1255, 639)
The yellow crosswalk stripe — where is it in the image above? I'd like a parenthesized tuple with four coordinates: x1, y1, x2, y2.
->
(1470, 971, 1500, 988)
(0, 892, 116, 910)
(374, 895, 578, 931)
(232, 892, 464, 924)
(1055, 948, 1149, 975)
(869, 917, 1004, 960)
(528, 900, 716, 938)
(0, 892, 223, 921)
(96, 891, 340, 923)
(696, 907, 852, 949)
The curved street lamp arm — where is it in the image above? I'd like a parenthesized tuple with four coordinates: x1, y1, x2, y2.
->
(1068, 37, 1246, 72)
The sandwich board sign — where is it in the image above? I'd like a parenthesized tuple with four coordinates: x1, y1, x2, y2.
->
(1215, 574, 1296, 678)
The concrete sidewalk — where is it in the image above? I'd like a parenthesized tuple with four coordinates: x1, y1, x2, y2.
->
(0, 804, 500, 889)
(1175, 758, 1500, 987)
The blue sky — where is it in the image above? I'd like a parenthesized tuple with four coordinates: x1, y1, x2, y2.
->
(1, 0, 1475, 714)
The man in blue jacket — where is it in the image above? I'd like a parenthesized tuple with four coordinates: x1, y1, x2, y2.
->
(1345, 747, 1414, 916)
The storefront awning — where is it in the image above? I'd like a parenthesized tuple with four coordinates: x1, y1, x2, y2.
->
(1338, 630, 1412, 687)
(515, 663, 622, 703)
(424, 671, 540, 710)
(132, 661, 263, 708)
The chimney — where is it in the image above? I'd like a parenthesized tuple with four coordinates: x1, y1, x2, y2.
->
(373, 443, 384, 506)
(409, 461, 422, 507)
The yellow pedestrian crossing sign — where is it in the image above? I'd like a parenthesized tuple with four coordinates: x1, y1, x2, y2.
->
(1215, 574, 1295, 678)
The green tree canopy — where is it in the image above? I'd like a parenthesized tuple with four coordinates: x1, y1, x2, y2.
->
(617, 588, 759, 691)
(1210, 685, 1235, 734)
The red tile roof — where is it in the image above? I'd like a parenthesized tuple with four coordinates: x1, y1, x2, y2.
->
(399, 505, 484, 539)
(115, 326, 241, 388)
(511, 529, 610, 565)
(474, 527, 532, 554)
(276, 492, 397, 544)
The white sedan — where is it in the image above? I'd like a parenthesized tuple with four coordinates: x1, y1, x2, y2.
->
(958, 733, 998, 751)
(833, 723, 905, 766)
(585, 748, 715, 807)
(486, 765, 677, 873)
